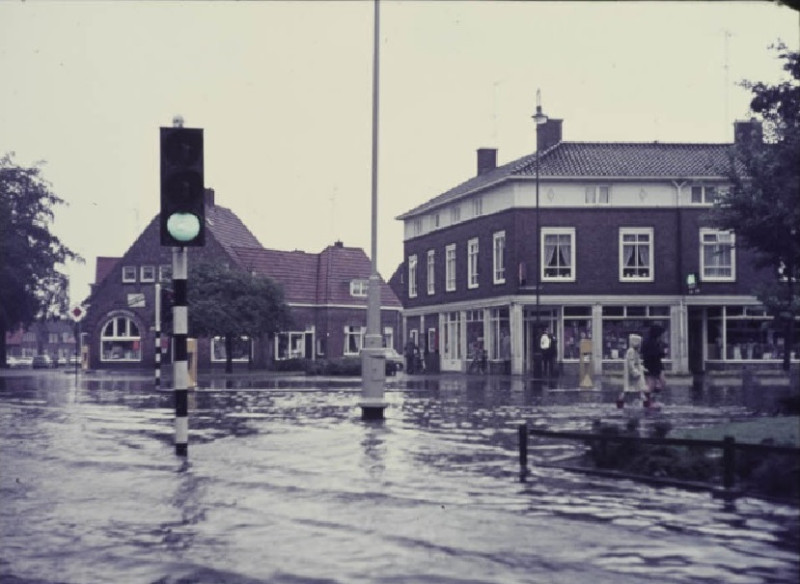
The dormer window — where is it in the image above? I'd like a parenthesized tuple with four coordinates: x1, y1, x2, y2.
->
(450, 205, 461, 223)
(350, 279, 369, 297)
(585, 185, 610, 205)
(472, 196, 483, 217)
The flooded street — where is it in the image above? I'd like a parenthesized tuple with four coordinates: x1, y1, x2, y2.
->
(1, 371, 798, 583)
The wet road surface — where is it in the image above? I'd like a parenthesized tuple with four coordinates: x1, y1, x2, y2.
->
(1, 371, 798, 583)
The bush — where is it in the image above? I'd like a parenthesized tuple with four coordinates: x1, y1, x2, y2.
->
(270, 358, 306, 372)
(303, 357, 362, 376)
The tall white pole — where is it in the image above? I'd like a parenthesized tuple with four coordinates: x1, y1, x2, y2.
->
(360, 0, 387, 420)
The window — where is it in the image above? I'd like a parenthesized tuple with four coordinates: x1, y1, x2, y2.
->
(707, 305, 798, 361)
(100, 315, 141, 361)
(122, 266, 136, 283)
(211, 336, 251, 362)
(350, 279, 369, 297)
(488, 307, 510, 360)
(431, 213, 440, 229)
(450, 205, 461, 223)
(493, 231, 506, 284)
(443, 311, 462, 360)
(427, 328, 437, 353)
(383, 326, 394, 350)
(140, 265, 156, 283)
(427, 250, 435, 295)
(619, 228, 653, 281)
(563, 306, 592, 360)
(601, 305, 669, 360)
(275, 332, 307, 360)
(412, 219, 422, 235)
(701, 229, 735, 281)
(690, 185, 718, 205)
(344, 325, 365, 355)
(445, 244, 456, 291)
(466, 309, 484, 359)
(408, 255, 418, 298)
(472, 196, 483, 217)
(467, 238, 479, 289)
(159, 265, 172, 282)
(49, 333, 59, 344)
(585, 185, 610, 205)
(542, 227, 575, 281)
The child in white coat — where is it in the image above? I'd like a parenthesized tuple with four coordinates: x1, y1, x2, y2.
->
(617, 333, 648, 408)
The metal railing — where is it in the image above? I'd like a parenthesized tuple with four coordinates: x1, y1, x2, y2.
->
(518, 423, 800, 499)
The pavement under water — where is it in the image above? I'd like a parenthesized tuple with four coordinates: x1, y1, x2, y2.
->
(0, 370, 798, 584)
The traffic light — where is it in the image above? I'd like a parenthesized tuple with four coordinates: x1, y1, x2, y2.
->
(160, 127, 205, 246)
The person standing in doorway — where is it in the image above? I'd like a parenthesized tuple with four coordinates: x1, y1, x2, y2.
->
(540, 328, 556, 379)
(500, 329, 511, 375)
(641, 324, 666, 407)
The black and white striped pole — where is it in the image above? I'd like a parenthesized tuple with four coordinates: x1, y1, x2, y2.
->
(172, 247, 189, 456)
(154, 282, 161, 390)
(160, 114, 205, 457)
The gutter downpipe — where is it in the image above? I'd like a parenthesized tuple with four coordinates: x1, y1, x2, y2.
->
(673, 180, 688, 374)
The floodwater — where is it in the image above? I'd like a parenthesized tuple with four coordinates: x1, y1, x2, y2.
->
(1, 371, 798, 584)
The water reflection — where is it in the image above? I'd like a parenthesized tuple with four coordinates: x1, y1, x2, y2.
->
(0, 371, 797, 584)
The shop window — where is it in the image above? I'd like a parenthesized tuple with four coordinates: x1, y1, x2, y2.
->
(100, 315, 141, 362)
(601, 305, 669, 360)
(212, 336, 251, 362)
(563, 306, 592, 360)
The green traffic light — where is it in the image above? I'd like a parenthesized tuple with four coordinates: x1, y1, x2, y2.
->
(166, 212, 201, 242)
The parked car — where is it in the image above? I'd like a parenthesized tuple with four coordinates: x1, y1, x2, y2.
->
(6, 356, 32, 368)
(31, 355, 53, 369)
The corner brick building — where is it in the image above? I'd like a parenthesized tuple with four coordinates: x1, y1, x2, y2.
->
(396, 116, 797, 378)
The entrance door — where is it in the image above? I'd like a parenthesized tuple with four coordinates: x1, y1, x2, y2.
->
(688, 307, 704, 374)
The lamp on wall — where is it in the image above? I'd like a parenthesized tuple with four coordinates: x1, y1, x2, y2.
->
(532, 89, 548, 380)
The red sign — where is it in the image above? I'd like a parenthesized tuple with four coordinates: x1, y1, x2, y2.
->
(70, 305, 85, 322)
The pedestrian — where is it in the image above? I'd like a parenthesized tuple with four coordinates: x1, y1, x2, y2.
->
(617, 333, 647, 408)
(540, 329, 556, 379)
(641, 324, 666, 408)
(500, 330, 511, 375)
(404, 339, 416, 374)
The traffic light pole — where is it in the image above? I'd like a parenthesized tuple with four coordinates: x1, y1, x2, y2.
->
(172, 247, 189, 456)
(155, 282, 161, 390)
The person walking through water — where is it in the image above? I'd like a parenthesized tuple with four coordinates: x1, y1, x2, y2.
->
(617, 333, 647, 408)
(641, 324, 666, 409)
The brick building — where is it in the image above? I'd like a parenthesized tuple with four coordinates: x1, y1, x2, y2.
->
(397, 116, 797, 378)
(83, 189, 401, 370)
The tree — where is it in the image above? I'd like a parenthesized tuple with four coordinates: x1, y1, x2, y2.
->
(0, 153, 82, 367)
(187, 262, 292, 373)
(712, 44, 800, 371)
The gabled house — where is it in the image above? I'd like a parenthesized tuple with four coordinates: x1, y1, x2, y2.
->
(397, 116, 796, 378)
(84, 189, 401, 371)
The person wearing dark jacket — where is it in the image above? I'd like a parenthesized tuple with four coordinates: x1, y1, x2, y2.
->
(641, 324, 665, 407)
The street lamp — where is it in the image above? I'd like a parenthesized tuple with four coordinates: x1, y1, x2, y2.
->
(532, 89, 548, 380)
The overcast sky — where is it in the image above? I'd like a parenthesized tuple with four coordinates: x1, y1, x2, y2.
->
(1, 1, 798, 307)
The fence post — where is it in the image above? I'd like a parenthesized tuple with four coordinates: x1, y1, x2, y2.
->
(722, 435, 736, 491)
(518, 423, 528, 482)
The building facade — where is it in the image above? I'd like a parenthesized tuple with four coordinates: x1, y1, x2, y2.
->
(397, 117, 797, 378)
(84, 190, 401, 371)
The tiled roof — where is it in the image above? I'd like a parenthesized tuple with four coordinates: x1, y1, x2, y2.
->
(206, 204, 262, 258)
(94, 257, 120, 286)
(232, 244, 402, 309)
(398, 141, 735, 219)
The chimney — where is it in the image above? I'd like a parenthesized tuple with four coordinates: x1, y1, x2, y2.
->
(334, 240, 343, 248)
(537, 118, 563, 153)
(476, 148, 497, 176)
(204, 188, 215, 207)
(734, 118, 763, 148)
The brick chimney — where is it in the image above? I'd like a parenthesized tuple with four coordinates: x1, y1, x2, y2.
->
(537, 118, 563, 153)
(734, 118, 763, 147)
(204, 188, 215, 207)
(476, 148, 497, 176)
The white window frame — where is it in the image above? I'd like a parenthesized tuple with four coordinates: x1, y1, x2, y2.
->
(412, 218, 422, 235)
(350, 279, 369, 297)
(585, 185, 610, 205)
(542, 227, 576, 282)
(493, 231, 506, 284)
(408, 254, 418, 298)
(427, 328, 437, 353)
(472, 196, 483, 217)
(700, 228, 736, 281)
(430, 213, 440, 229)
(445, 244, 456, 292)
(211, 335, 251, 363)
(275, 331, 306, 360)
(690, 185, 718, 205)
(427, 250, 435, 295)
(140, 265, 156, 283)
(159, 265, 172, 282)
(344, 326, 366, 356)
(450, 205, 461, 223)
(122, 266, 136, 283)
(619, 227, 654, 282)
(100, 315, 141, 362)
(467, 237, 479, 289)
